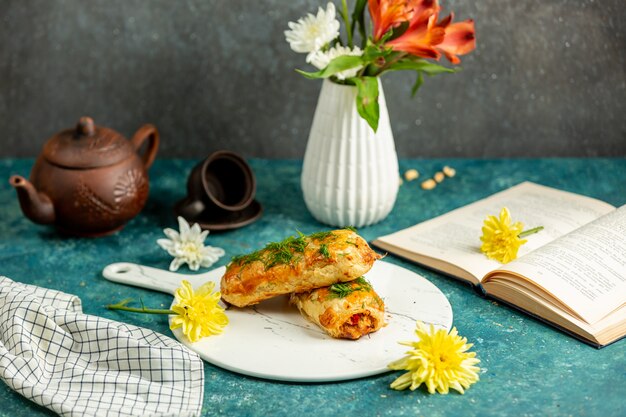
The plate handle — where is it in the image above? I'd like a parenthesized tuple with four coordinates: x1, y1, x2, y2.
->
(103, 262, 196, 296)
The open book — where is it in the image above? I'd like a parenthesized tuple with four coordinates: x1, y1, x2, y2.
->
(373, 182, 626, 347)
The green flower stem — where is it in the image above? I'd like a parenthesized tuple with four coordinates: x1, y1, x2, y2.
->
(366, 52, 408, 77)
(518, 226, 544, 238)
(341, 0, 353, 48)
(381, 53, 408, 71)
(107, 298, 175, 315)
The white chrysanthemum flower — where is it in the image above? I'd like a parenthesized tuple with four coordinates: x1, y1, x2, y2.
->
(157, 216, 225, 271)
(309, 45, 364, 80)
(284, 2, 340, 61)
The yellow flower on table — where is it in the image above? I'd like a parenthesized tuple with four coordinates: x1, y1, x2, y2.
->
(170, 280, 229, 343)
(388, 322, 480, 394)
(480, 207, 527, 263)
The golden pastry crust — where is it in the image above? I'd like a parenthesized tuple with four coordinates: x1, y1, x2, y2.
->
(221, 229, 380, 307)
(290, 278, 386, 340)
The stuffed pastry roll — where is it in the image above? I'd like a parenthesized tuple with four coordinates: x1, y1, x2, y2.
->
(290, 277, 385, 340)
(221, 229, 380, 307)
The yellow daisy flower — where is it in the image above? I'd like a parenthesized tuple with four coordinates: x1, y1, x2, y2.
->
(480, 207, 526, 263)
(170, 280, 229, 343)
(388, 322, 480, 394)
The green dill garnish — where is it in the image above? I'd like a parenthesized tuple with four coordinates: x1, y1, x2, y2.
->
(328, 282, 353, 298)
(319, 243, 330, 259)
(231, 250, 263, 267)
(230, 228, 361, 271)
(343, 226, 358, 233)
(374, 295, 384, 308)
(289, 235, 308, 252)
(264, 235, 307, 268)
(345, 239, 358, 247)
(354, 277, 372, 290)
(308, 230, 336, 241)
(264, 242, 294, 269)
(231, 232, 308, 270)
(328, 277, 372, 299)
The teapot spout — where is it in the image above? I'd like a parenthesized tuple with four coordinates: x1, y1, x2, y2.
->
(9, 175, 56, 225)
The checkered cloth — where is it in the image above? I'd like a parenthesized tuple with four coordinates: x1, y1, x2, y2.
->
(0, 277, 204, 417)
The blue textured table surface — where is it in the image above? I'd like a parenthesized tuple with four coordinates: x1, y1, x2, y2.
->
(1, 158, 625, 417)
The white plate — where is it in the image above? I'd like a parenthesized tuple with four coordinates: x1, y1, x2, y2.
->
(103, 261, 453, 382)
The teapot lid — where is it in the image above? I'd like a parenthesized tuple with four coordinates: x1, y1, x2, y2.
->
(42, 117, 136, 168)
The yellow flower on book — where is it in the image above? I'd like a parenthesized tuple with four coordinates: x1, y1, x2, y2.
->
(388, 322, 480, 394)
(170, 280, 229, 342)
(480, 207, 526, 263)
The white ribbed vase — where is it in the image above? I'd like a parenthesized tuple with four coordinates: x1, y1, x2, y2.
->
(301, 79, 399, 228)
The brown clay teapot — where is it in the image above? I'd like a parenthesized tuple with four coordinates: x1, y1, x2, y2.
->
(9, 117, 159, 237)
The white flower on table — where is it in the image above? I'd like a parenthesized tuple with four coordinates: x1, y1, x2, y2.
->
(284, 2, 340, 62)
(157, 216, 225, 271)
(309, 45, 364, 80)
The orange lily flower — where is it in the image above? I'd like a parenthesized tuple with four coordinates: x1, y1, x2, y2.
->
(386, 6, 476, 64)
(386, 8, 442, 59)
(369, 0, 439, 41)
(435, 14, 476, 64)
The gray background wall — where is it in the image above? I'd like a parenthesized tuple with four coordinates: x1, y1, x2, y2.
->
(0, 0, 624, 159)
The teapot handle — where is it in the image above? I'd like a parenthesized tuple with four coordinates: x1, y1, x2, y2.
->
(131, 124, 160, 169)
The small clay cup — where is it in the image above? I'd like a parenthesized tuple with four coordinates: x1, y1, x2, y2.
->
(177, 151, 256, 219)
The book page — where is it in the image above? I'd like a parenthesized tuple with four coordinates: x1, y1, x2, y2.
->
(374, 182, 615, 282)
(484, 277, 626, 346)
(491, 205, 626, 324)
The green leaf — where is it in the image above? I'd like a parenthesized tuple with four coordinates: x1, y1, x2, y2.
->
(352, 76, 380, 132)
(296, 55, 364, 79)
(383, 59, 458, 75)
(374, 20, 408, 44)
(362, 43, 393, 62)
(351, 0, 368, 48)
(411, 72, 424, 97)
(361, 43, 396, 77)
(377, 26, 397, 44)
(388, 21, 409, 41)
